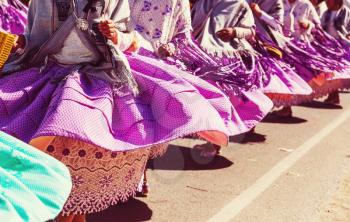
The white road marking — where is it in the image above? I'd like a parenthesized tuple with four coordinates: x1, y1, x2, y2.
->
(207, 107, 350, 222)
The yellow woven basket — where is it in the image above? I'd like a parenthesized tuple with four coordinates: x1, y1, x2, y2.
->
(0, 31, 16, 69)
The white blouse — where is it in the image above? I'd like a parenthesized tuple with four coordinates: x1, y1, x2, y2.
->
(128, 0, 192, 51)
(51, 29, 99, 65)
(283, 0, 320, 38)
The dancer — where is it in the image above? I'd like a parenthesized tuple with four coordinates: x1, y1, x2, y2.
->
(322, 0, 350, 91)
(191, 0, 275, 137)
(128, 0, 269, 196)
(129, 0, 273, 157)
(0, 131, 71, 222)
(246, 0, 349, 109)
(247, 0, 313, 116)
(322, 0, 350, 47)
(0, 0, 233, 221)
(283, 0, 350, 105)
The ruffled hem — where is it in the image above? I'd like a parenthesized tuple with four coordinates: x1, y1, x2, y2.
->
(292, 79, 343, 104)
(265, 93, 309, 107)
(46, 137, 155, 215)
(148, 143, 169, 159)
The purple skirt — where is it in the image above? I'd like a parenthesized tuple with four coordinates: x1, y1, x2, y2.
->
(260, 57, 313, 106)
(138, 45, 273, 135)
(310, 29, 350, 90)
(250, 38, 313, 106)
(169, 37, 269, 94)
(0, 55, 233, 152)
(257, 32, 348, 100)
(0, 3, 27, 34)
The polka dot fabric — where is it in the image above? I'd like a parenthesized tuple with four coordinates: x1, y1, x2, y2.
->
(0, 53, 232, 152)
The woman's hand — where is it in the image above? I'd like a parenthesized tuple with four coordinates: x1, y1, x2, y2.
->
(298, 20, 310, 30)
(98, 20, 118, 45)
(250, 3, 263, 17)
(11, 34, 25, 53)
(126, 34, 140, 53)
(216, 28, 236, 42)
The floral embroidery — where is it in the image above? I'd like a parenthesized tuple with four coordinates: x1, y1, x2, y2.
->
(72, 175, 84, 188)
(141, 1, 152, 11)
(153, 28, 162, 39)
(62, 148, 70, 156)
(130, 0, 192, 46)
(45, 137, 168, 215)
(165, 5, 173, 14)
(135, 24, 145, 33)
(163, 5, 172, 15)
(111, 152, 118, 158)
(78, 149, 86, 157)
(124, 168, 136, 183)
(95, 151, 103, 159)
(99, 175, 114, 188)
(47, 145, 55, 153)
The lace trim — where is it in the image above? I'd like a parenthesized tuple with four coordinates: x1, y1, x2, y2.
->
(292, 79, 343, 103)
(148, 143, 168, 159)
(46, 137, 152, 215)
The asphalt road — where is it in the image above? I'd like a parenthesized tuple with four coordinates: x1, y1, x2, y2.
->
(88, 91, 350, 222)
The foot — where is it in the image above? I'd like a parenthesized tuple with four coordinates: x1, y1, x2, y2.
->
(193, 143, 221, 157)
(324, 91, 340, 105)
(271, 106, 293, 118)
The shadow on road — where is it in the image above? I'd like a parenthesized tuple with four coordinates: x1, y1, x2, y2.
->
(230, 132, 267, 144)
(148, 145, 233, 171)
(298, 101, 343, 109)
(87, 198, 152, 222)
(262, 113, 307, 124)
